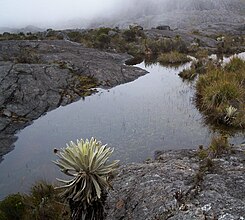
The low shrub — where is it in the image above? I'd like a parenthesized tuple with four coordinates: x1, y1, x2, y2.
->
(67, 31, 83, 43)
(93, 33, 111, 49)
(14, 47, 40, 64)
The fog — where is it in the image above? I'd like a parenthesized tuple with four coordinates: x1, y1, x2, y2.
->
(0, 0, 243, 30)
(0, 0, 214, 29)
(0, 0, 122, 28)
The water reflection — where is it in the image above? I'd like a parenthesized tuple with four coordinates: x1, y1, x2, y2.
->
(0, 61, 243, 199)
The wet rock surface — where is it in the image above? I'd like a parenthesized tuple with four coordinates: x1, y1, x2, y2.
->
(105, 148, 245, 220)
(0, 40, 147, 162)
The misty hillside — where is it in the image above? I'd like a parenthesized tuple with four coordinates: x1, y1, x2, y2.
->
(90, 0, 245, 31)
(0, 0, 244, 33)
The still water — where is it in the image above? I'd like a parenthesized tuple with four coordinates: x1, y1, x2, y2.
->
(0, 61, 243, 199)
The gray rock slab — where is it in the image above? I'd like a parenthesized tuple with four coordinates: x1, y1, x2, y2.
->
(0, 40, 147, 162)
(105, 149, 245, 220)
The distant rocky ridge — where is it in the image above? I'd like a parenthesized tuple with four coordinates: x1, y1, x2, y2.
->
(1, 0, 244, 34)
(0, 25, 45, 34)
(92, 0, 245, 32)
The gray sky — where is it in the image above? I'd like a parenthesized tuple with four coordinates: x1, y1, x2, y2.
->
(0, 0, 121, 28)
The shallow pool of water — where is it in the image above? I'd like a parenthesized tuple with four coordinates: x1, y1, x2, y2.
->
(0, 61, 244, 199)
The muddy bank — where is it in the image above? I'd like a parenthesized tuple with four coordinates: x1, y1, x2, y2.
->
(0, 40, 147, 162)
(105, 147, 245, 220)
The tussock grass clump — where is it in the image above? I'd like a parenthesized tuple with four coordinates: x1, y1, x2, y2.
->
(196, 134, 231, 186)
(209, 135, 230, 157)
(198, 135, 231, 160)
(195, 49, 209, 59)
(145, 38, 188, 55)
(157, 51, 191, 65)
(0, 182, 70, 220)
(225, 57, 245, 73)
(23, 182, 70, 220)
(179, 58, 218, 81)
(196, 57, 245, 128)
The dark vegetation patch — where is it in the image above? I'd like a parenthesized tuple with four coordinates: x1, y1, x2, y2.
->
(0, 182, 70, 220)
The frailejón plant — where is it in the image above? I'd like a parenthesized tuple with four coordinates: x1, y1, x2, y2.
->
(53, 137, 119, 205)
(224, 105, 237, 125)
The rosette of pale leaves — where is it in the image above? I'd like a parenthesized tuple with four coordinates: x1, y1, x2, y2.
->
(53, 137, 119, 204)
(224, 105, 237, 125)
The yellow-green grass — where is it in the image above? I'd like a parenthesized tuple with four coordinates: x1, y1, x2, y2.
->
(198, 134, 231, 160)
(157, 51, 191, 65)
(196, 57, 245, 128)
(194, 49, 209, 59)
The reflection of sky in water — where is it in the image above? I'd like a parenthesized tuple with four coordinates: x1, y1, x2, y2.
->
(0, 61, 244, 199)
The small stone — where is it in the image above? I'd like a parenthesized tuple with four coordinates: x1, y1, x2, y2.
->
(2, 109, 12, 117)
(201, 203, 212, 213)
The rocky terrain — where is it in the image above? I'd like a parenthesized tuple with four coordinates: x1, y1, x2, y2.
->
(0, 40, 147, 163)
(90, 0, 245, 34)
(105, 147, 245, 220)
(1, 0, 244, 35)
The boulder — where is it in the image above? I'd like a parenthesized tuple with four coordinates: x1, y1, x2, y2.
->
(156, 25, 171, 31)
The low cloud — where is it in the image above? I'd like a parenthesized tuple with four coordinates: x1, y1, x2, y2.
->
(0, 0, 119, 28)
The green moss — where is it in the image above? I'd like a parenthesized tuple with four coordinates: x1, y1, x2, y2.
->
(73, 75, 98, 97)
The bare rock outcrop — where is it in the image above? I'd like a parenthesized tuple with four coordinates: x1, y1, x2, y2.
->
(105, 148, 245, 220)
(0, 40, 147, 162)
